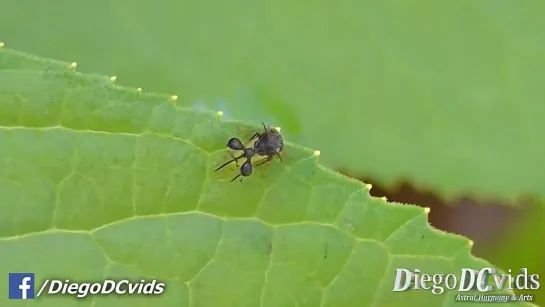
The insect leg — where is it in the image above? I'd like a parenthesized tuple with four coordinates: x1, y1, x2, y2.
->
(245, 132, 260, 144)
(254, 156, 273, 178)
(274, 151, 283, 162)
(254, 155, 273, 168)
(237, 126, 260, 144)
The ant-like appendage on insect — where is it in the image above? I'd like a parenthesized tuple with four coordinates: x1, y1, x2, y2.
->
(215, 137, 248, 172)
(214, 139, 257, 174)
(230, 160, 253, 182)
(215, 121, 285, 182)
(214, 152, 244, 172)
(227, 137, 244, 151)
(241, 160, 253, 176)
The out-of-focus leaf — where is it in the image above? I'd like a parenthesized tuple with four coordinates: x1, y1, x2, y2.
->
(1, 1, 544, 201)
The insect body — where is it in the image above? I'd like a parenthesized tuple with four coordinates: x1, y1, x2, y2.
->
(214, 137, 257, 182)
(215, 122, 284, 182)
(252, 122, 284, 163)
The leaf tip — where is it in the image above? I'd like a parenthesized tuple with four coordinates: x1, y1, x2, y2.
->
(170, 95, 178, 101)
(313, 150, 321, 157)
(380, 196, 387, 201)
(216, 111, 224, 118)
(274, 126, 281, 132)
(69, 62, 78, 69)
(365, 183, 372, 191)
(136, 87, 142, 92)
(467, 239, 474, 247)
(0, 41, 4, 48)
(109, 75, 117, 82)
(424, 207, 431, 214)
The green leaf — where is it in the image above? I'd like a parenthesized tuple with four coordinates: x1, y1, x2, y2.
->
(0, 49, 536, 306)
(1, 1, 544, 201)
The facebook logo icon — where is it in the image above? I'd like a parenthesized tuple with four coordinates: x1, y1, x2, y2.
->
(8, 273, 35, 299)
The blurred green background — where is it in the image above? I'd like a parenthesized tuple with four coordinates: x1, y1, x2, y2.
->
(1, 0, 543, 303)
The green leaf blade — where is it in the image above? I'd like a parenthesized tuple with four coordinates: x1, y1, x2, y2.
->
(0, 48, 535, 307)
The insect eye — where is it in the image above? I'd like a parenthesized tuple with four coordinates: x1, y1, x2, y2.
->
(240, 161, 253, 176)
